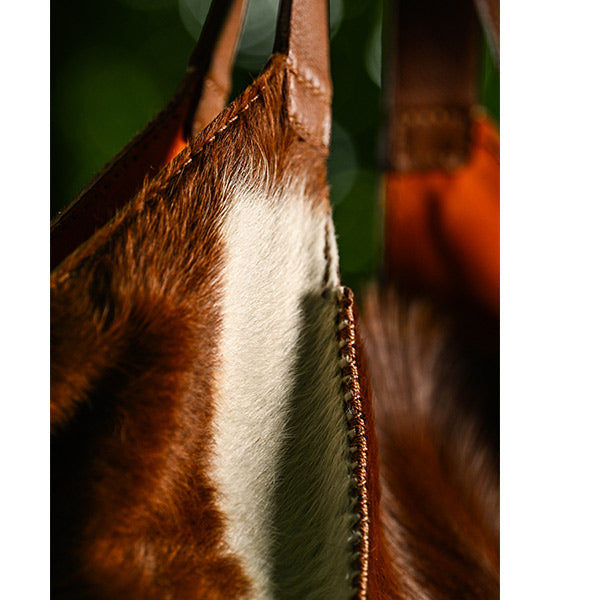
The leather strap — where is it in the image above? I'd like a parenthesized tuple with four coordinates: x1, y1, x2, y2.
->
(51, 0, 247, 271)
(274, 0, 333, 149)
(186, 0, 247, 139)
(383, 0, 479, 172)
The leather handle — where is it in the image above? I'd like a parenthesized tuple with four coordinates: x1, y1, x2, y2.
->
(186, 0, 248, 138)
(383, 0, 480, 172)
(191, 0, 334, 149)
(273, 0, 333, 149)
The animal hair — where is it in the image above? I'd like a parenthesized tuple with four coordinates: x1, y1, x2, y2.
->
(360, 287, 500, 599)
(51, 55, 361, 598)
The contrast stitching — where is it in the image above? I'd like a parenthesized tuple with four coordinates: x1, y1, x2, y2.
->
(398, 107, 469, 127)
(286, 111, 329, 153)
(285, 61, 330, 102)
(282, 54, 330, 151)
(183, 94, 260, 162)
(336, 287, 369, 600)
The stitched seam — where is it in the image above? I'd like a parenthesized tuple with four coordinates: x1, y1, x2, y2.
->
(279, 55, 330, 152)
(286, 111, 328, 153)
(285, 59, 330, 102)
(396, 152, 467, 170)
(336, 287, 369, 600)
(185, 94, 259, 154)
(398, 107, 469, 127)
(394, 107, 471, 170)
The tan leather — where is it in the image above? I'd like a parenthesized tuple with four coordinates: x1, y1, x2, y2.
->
(382, 0, 499, 315)
(50, 0, 247, 271)
(187, 0, 247, 138)
(274, 0, 333, 149)
(383, 0, 479, 172)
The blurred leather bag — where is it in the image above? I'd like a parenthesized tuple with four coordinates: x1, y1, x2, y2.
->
(382, 0, 500, 315)
(356, 1, 501, 597)
(51, 0, 379, 597)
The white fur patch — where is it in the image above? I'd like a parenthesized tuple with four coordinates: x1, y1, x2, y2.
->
(211, 183, 355, 599)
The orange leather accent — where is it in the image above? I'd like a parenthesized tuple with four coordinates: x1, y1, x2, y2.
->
(385, 115, 499, 315)
(165, 130, 189, 165)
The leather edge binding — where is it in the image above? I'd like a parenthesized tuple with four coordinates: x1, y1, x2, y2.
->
(337, 286, 370, 600)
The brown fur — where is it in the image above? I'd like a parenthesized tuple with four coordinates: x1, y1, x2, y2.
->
(51, 56, 330, 598)
(361, 288, 499, 599)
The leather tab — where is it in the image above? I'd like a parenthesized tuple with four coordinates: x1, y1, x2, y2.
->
(274, 0, 333, 150)
(383, 0, 479, 172)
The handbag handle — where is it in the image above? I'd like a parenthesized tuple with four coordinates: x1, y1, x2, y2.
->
(383, 0, 498, 173)
(193, 0, 333, 150)
(474, 0, 499, 64)
(192, 0, 333, 149)
(186, 0, 248, 140)
(274, 0, 332, 149)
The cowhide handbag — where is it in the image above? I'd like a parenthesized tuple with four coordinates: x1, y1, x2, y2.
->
(51, 0, 500, 597)
(51, 0, 381, 597)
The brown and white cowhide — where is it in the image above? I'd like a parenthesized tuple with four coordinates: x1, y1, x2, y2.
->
(51, 56, 364, 599)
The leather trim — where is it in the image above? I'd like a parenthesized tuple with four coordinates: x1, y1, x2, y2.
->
(51, 0, 333, 270)
(337, 287, 371, 600)
(187, 0, 247, 139)
(388, 106, 473, 172)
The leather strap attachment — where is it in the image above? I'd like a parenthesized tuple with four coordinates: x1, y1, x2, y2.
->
(383, 0, 479, 172)
(274, 0, 333, 150)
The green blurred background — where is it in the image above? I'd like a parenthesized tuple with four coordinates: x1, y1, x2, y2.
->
(51, 0, 499, 290)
